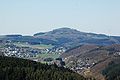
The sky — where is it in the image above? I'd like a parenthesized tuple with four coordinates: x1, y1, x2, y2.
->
(0, 0, 120, 36)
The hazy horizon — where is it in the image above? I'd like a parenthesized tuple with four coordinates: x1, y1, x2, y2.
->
(0, 0, 120, 36)
(0, 27, 119, 37)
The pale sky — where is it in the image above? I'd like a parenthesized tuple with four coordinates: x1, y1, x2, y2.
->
(0, 0, 120, 36)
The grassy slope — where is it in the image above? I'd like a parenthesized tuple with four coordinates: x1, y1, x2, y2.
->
(14, 42, 53, 49)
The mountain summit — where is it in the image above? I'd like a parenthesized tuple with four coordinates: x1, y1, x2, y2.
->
(1, 27, 120, 49)
(34, 27, 120, 48)
(34, 28, 82, 36)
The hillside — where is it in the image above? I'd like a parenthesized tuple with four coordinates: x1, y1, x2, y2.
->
(1, 28, 120, 80)
(61, 44, 120, 59)
(102, 58, 120, 80)
(0, 56, 87, 80)
(34, 28, 120, 48)
(1, 28, 120, 49)
(61, 44, 120, 80)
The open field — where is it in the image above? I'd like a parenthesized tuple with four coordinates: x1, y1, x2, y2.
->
(14, 42, 54, 49)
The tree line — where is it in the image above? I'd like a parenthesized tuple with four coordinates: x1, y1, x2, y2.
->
(0, 56, 87, 80)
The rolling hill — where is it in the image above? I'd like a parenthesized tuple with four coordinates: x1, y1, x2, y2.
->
(61, 44, 120, 80)
(34, 28, 120, 48)
(1, 28, 120, 49)
(1, 28, 120, 80)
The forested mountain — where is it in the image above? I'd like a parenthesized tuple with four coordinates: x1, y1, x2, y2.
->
(0, 56, 87, 80)
(34, 28, 120, 48)
(1, 28, 120, 80)
(1, 28, 120, 49)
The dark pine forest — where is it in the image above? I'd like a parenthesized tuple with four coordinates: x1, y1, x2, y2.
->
(0, 56, 86, 80)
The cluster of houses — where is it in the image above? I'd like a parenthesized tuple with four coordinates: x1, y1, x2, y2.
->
(1, 44, 39, 58)
(0, 40, 73, 69)
(0, 40, 66, 67)
(64, 56, 96, 73)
